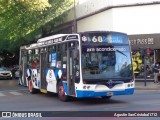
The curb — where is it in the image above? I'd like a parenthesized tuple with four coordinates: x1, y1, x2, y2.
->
(135, 80, 154, 82)
(135, 87, 160, 90)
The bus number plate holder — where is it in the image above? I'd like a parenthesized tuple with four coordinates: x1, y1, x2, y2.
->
(107, 92, 113, 96)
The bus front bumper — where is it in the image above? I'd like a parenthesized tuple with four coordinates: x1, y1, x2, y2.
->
(76, 88, 134, 98)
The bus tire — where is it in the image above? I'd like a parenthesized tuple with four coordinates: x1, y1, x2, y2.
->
(29, 80, 37, 94)
(57, 81, 69, 102)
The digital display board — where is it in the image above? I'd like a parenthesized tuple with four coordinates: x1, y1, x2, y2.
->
(37, 35, 79, 47)
(81, 32, 129, 44)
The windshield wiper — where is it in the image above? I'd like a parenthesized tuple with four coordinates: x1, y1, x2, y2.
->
(116, 50, 127, 57)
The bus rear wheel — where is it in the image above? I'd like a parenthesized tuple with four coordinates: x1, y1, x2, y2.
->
(29, 80, 37, 94)
(57, 81, 69, 101)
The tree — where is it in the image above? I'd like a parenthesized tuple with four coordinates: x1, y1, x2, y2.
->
(0, 0, 74, 66)
(0, 0, 74, 50)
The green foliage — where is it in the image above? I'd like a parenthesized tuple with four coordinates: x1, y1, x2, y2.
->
(0, 0, 74, 52)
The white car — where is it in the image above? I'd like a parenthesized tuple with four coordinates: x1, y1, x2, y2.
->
(15, 70, 20, 79)
(0, 67, 12, 80)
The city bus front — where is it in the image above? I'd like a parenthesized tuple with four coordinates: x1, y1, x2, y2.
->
(76, 32, 134, 98)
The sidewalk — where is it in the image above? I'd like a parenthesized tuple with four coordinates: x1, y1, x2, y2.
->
(135, 80, 160, 90)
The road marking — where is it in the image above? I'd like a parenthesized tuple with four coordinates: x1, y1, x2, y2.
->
(0, 89, 27, 93)
(104, 105, 128, 110)
(9, 91, 23, 95)
(0, 92, 6, 97)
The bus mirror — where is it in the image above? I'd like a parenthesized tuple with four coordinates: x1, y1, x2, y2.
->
(73, 49, 79, 60)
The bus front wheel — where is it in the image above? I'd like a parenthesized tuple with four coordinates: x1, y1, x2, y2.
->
(57, 81, 69, 101)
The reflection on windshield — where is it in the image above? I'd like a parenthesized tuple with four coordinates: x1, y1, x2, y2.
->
(82, 45, 133, 79)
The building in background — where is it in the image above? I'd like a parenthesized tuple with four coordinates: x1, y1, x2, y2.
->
(52, 0, 160, 80)
(129, 34, 160, 79)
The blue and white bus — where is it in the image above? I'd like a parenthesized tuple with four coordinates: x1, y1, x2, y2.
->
(19, 31, 134, 101)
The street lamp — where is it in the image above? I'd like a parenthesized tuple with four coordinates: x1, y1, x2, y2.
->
(140, 47, 151, 86)
(73, 0, 77, 33)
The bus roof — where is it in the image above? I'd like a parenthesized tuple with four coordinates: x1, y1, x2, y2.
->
(20, 31, 128, 50)
(78, 31, 127, 35)
(37, 31, 127, 43)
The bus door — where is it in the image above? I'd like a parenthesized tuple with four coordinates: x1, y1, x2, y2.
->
(40, 48, 47, 91)
(67, 47, 76, 96)
(22, 52, 27, 86)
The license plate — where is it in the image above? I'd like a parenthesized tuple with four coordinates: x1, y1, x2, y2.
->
(107, 92, 113, 96)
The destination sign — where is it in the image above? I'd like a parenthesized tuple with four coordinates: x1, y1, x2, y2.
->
(81, 33, 128, 44)
(37, 35, 79, 47)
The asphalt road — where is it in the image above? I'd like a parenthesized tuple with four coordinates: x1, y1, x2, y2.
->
(0, 79, 160, 120)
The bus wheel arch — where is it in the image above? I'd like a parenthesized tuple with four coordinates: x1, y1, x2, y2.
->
(57, 80, 69, 102)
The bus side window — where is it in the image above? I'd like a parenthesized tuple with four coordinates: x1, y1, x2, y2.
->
(32, 49, 40, 68)
(56, 44, 60, 68)
(27, 50, 32, 68)
(62, 43, 67, 69)
(48, 45, 56, 68)
(54, 43, 67, 69)
(74, 42, 80, 70)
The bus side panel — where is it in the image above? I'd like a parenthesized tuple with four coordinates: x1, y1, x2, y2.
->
(45, 69, 64, 93)
(26, 68, 40, 89)
(46, 69, 57, 93)
(32, 69, 40, 89)
(63, 82, 69, 95)
(26, 69, 31, 86)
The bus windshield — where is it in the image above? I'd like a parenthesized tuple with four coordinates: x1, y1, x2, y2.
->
(81, 44, 133, 80)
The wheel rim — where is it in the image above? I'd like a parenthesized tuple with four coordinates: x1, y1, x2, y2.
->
(59, 83, 65, 98)
(29, 81, 32, 92)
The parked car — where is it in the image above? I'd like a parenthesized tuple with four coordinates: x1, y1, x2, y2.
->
(0, 67, 12, 80)
(15, 69, 20, 79)
(10, 65, 19, 79)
